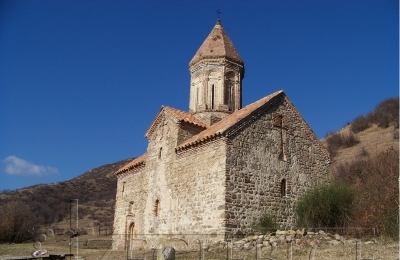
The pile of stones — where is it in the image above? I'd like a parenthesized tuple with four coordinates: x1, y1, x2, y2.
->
(211, 229, 376, 252)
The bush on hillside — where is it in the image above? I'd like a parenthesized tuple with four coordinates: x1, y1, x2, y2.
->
(351, 97, 399, 133)
(372, 97, 399, 128)
(350, 116, 370, 133)
(334, 148, 399, 237)
(295, 183, 354, 228)
(384, 209, 399, 238)
(325, 132, 342, 157)
(325, 132, 360, 157)
(342, 132, 360, 147)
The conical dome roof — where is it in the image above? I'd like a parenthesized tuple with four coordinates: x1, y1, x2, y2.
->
(189, 19, 243, 67)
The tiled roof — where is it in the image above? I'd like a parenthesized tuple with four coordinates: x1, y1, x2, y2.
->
(116, 108, 208, 175)
(177, 90, 284, 150)
(189, 19, 243, 66)
(145, 106, 208, 138)
(115, 153, 147, 175)
(164, 107, 208, 128)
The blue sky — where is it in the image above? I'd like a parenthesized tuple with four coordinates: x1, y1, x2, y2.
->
(0, 1, 398, 191)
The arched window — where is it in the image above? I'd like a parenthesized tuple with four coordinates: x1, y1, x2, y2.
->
(225, 71, 235, 110)
(154, 199, 160, 217)
(122, 182, 126, 195)
(195, 87, 199, 111)
(211, 84, 215, 109)
(229, 85, 234, 111)
(128, 201, 134, 214)
(280, 179, 286, 197)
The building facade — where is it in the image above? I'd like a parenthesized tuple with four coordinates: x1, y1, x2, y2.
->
(112, 20, 330, 250)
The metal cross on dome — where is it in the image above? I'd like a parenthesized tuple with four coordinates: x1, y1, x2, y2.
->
(216, 9, 221, 19)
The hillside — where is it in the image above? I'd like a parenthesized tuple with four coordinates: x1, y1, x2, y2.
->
(322, 97, 398, 235)
(322, 123, 398, 170)
(323, 97, 399, 165)
(0, 158, 131, 229)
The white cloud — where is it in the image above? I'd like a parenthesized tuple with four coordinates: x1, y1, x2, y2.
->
(4, 156, 59, 176)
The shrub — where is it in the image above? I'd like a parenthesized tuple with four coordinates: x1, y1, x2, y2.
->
(336, 148, 399, 236)
(0, 201, 38, 243)
(254, 212, 277, 233)
(384, 209, 399, 238)
(350, 97, 399, 133)
(351, 116, 371, 133)
(295, 183, 354, 228)
(342, 132, 360, 147)
(325, 132, 359, 157)
(371, 97, 399, 128)
(334, 159, 365, 184)
(325, 132, 343, 157)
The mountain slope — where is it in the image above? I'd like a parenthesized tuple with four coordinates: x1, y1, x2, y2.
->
(0, 158, 131, 228)
(323, 97, 399, 166)
(325, 124, 398, 166)
(321, 97, 399, 235)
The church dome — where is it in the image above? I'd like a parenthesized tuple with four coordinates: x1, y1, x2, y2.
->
(189, 19, 243, 67)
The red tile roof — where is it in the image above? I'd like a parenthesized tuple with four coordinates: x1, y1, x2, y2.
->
(115, 153, 147, 175)
(176, 90, 284, 151)
(165, 106, 208, 128)
(145, 106, 208, 138)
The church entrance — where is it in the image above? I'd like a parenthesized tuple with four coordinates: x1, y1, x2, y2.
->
(127, 223, 135, 250)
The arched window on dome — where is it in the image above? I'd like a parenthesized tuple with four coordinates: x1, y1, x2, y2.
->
(211, 84, 215, 109)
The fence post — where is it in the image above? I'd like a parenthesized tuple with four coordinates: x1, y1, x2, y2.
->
(308, 245, 316, 260)
(199, 240, 202, 260)
(194, 239, 202, 260)
(256, 242, 258, 260)
(226, 240, 229, 260)
(355, 239, 363, 260)
(287, 241, 294, 260)
(152, 247, 156, 260)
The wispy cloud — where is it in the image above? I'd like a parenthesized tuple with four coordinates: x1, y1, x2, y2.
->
(4, 156, 59, 176)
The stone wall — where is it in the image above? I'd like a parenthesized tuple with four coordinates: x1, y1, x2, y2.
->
(113, 96, 330, 250)
(113, 113, 228, 249)
(224, 96, 330, 233)
(176, 122, 204, 146)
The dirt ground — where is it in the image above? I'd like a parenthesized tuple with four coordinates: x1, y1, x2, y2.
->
(0, 236, 398, 260)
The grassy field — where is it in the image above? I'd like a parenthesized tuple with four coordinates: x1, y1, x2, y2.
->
(0, 236, 398, 260)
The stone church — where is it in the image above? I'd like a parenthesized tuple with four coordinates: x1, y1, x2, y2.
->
(112, 19, 330, 250)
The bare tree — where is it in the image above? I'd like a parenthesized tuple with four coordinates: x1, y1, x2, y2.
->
(0, 201, 37, 243)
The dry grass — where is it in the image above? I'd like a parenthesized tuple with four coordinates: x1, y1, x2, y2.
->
(324, 124, 398, 165)
(0, 236, 398, 260)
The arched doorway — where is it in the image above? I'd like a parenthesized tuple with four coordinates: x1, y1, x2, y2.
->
(127, 223, 135, 250)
